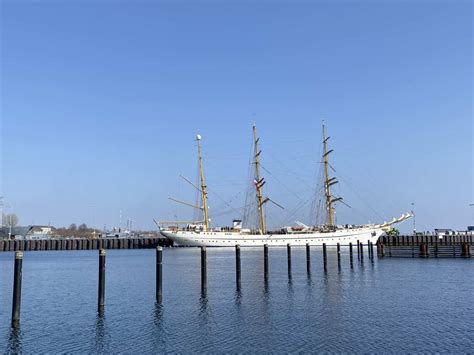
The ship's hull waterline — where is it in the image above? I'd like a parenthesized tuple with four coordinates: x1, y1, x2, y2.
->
(160, 228, 385, 247)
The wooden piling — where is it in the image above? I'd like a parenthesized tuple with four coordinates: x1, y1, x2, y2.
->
(156, 246, 163, 303)
(419, 243, 428, 258)
(201, 246, 207, 293)
(98, 249, 106, 312)
(360, 241, 364, 261)
(357, 240, 360, 260)
(263, 244, 269, 279)
(461, 243, 470, 258)
(11, 251, 23, 327)
(306, 243, 310, 274)
(287, 244, 292, 277)
(370, 242, 374, 260)
(235, 245, 241, 287)
(323, 243, 327, 269)
(349, 242, 353, 265)
(337, 243, 341, 267)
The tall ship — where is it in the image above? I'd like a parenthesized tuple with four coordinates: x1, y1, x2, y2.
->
(157, 123, 411, 247)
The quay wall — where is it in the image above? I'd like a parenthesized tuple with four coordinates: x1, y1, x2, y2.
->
(0, 237, 173, 252)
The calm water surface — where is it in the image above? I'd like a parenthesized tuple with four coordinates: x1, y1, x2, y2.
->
(1, 248, 473, 353)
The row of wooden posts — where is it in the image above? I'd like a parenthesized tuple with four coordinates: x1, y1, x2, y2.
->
(380, 243, 472, 258)
(381, 234, 473, 246)
(8, 240, 376, 327)
(0, 237, 169, 252)
(7, 239, 472, 327)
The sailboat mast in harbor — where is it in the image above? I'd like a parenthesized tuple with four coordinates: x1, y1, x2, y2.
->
(322, 122, 342, 228)
(196, 135, 210, 230)
(253, 124, 267, 235)
(158, 123, 412, 247)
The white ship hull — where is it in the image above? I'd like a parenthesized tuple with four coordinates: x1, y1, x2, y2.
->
(160, 227, 385, 247)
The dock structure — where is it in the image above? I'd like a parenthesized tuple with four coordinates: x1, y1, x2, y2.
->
(0, 237, 172, 252)
(378, 234, 473, 258)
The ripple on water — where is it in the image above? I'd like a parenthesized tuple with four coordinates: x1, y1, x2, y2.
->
(0, 249, 473, 353)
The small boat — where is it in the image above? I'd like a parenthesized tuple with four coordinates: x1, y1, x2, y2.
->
(157, 124, 411, 247)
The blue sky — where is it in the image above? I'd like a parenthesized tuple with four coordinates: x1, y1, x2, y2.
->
(1, 0, 472, 232)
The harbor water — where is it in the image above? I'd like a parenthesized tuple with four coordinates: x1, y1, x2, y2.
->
(1, 248, 473, 353)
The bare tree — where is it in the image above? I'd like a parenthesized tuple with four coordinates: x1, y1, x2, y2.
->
(69, 223, 77, 231)
(78, 223, 88, 231)
(3, 213, 19, 227)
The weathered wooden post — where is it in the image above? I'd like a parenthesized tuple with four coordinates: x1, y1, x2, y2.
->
(349, 242, 354, 265)
(360, 241, 364, 261)
(263, 244, 269, 279)
(201, 246, 207, 293)
(306, 243, 311, 274)
(156, 246, 163, 303)
(323, 243, 327, 269)
(287, 244, 292, 277)
(98, 249, 106, 312)
(419, 243, 427, 258)
(357, 240, 360, 260)
(235, 245, 241, 288)
(11, 251, 23, 327)
(461, 243, 471, 258)
(337, 243, 341, 268)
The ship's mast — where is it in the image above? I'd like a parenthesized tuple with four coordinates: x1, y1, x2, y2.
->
(253, 125, 267, 235)
(322, 122, 338, 227)
(196, 135, 209, 230)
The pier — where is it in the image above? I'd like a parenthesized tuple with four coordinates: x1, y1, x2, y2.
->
(0, 237, 171, 252)
(378, 234, 473, 258)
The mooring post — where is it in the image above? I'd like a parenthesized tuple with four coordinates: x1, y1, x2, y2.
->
(156, 246, 163, 303)
(360, 241, 364, 261)
(349, 242, 353, 265)
(370, 242, 374, 260)
(306, 243, 311, 274)
(98, 249, 106, 312)
(263, 244, 269, 279)
(461, 243, 470, 258)
(11, 251, 23, 327)
(419, 243, 426, 258)
(235, 245, 241, 287)
(322, 243, 327, 269)
(263, 243, 270, 283)
(287, 244, 292, 277)
(201, 246, 207, 292)
(337, 243, 341, 268)
(357, 240, 360, 260)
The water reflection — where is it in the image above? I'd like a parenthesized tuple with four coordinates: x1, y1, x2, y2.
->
(6, 327, 23, 354)
(94, 312, 109, 353)
(287, 277, 294, 297)
(153, 303, 164, 328)
(263, 276, 269, 298)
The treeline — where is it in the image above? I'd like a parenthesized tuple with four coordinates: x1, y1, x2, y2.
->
(55, 224, 100, 238)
